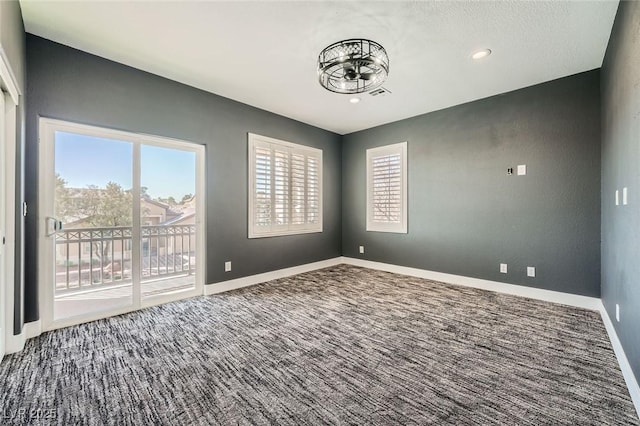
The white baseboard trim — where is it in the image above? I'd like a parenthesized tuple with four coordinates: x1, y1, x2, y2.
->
(24, 319, 42, 339)
(341, 257, 601, 310)
(4, 329, 25, 354)
(5, 320, 42, 354)
(599, 301, 640, 418)
(205, 256, 601, 311)
(204, 257, 602, 311)
(205, 257, 342, 295)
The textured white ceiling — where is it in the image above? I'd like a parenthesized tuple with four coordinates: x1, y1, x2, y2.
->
(20, 1, 619, 135)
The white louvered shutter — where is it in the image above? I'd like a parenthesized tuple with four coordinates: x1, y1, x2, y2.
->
(306, 155, 320, 225)
(366, 142, 407, 233)
(291, 153, 306, 225)
(372, 153, 402, 223)
(254, 145, 272, 229)
(249, 134, 323, 237)
(273, 148, 290, 226)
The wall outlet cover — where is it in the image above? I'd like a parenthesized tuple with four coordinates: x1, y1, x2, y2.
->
(500, 263, 508, 273)
(359, 245, 365, 254)
(527, 266, 536, 277)
(517, 164, 527, 176)
(224, 261, 232, 272)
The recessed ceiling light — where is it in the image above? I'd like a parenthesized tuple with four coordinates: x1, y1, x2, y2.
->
(349, 97, 361, 104)
(471, 49, 492, 60)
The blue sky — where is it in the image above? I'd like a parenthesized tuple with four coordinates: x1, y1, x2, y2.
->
(55, 131, 196, 199)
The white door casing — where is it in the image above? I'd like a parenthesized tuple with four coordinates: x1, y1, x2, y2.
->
(0, 89, 6, 361)
(0, 49, 21, 358)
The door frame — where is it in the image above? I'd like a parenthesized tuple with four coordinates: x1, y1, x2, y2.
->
(0, 90, 6, 360)
(38, 118, 206, 331)
(1, 50, 20, 360)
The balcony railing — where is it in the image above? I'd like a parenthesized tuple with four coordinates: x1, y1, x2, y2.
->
(54, 225, 196, 295)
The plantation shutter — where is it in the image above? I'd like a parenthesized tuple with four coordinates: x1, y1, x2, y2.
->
(306, 156, 320, 224)
(254, 146, 272, 229)
(366, 142, 407, 233)
(249, 134, 322, 238)
(371, 153, 402, 223)
(273, 148, 290, 226)
(291, 153, 306, 225)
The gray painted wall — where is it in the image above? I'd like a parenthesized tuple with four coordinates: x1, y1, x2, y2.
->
(0, 0, 26, 334)
(25, 35, 342, 323)
(342, 71, 601, 297)
(601, 0, 640, 384)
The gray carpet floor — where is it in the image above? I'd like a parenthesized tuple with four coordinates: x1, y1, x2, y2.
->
(0, 264, 638, 425)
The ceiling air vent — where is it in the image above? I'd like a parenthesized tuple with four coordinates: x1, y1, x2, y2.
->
(369, 87, 392, 97)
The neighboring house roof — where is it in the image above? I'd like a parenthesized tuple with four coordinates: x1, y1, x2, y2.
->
(141, 197, 169, 208)
(141, 197, 181, 217)
(63, 188, 191, 226)
(63, 215, 93, 227)
(160, 212, 196, 226)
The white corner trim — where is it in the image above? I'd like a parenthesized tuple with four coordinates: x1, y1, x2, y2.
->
(598, 301, 640, 419)
(205, 257, 342, 295)
(341, 257, 601, 310)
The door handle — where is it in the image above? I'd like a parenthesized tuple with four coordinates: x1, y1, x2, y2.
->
(45, 217, 63, 237)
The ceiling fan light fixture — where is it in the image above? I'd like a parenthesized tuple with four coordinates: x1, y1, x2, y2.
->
(318, 38, 389, 94)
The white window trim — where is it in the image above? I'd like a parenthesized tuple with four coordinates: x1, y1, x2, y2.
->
(248, 133, 323, 238)
(366, 141, 408, 233)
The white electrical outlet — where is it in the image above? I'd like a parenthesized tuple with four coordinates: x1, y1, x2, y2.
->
(359, 245, 365, 254)
(623, 187, 628, 205)
(224, 261, 232, 272)
(615, 189, 620, 206)
(616, 304, 620, 322)
(517, 164, 527, 176)
(527, 266, 536, 277)
(500, 263, 507, 274)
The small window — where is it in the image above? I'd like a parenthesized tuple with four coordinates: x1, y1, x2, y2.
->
(248, 133, 322, 238)
(366, 142, 407, 233)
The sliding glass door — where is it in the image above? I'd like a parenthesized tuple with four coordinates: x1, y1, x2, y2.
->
(140, 145, 198, 300)
(39, 119, 205, 330)
(50, 130, 135, 321)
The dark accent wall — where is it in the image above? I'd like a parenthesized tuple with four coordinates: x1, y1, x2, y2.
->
(25, 35, 342, 323)
(342, 71, 601, 297)
(601, 0, 640, 384)
(1, 0, 26, 334)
